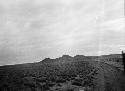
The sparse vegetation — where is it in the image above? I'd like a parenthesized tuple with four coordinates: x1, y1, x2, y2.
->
(0, 54, 124, 91)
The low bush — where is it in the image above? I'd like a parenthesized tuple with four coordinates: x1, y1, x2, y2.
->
(72, 80, 82, 86)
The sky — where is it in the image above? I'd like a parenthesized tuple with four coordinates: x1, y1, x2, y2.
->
(0, 0, 124, 65)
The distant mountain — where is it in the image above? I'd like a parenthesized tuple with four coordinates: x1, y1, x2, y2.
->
(39, 54, 122, 64)
(40, 58, 53, 63)
(97, 54, 122, 63)
(40, 55, 73, 64)
(57, 55, 73, 62)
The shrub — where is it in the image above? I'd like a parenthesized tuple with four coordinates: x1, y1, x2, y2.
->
(72, 80, 82, 86)
(56, 77, 67, 83)
(66, 88, 74, 91)
(48, 82, 55, 87)
(40, 84, 50, 90)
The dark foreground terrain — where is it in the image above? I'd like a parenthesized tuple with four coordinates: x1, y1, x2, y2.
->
(0, 54, 125, 91)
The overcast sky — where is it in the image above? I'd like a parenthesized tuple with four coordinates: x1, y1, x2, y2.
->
(0, 0, 124, 65)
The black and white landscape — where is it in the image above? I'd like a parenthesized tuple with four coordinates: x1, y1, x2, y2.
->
(0, 0, 125, 91)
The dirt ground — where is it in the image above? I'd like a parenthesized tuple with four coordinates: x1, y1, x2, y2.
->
(90, 61, 125, 91)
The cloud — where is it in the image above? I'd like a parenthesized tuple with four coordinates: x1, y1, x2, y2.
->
(99, 18, 125, 31)
(0, 0, 124, 65)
